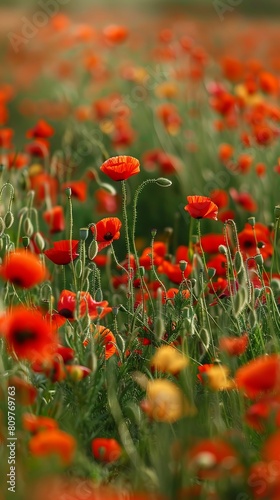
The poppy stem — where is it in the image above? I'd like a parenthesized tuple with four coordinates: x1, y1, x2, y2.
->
(66, 190, 77, 291)
(121, 180, 134, 320)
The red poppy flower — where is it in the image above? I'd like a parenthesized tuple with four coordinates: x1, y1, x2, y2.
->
(201, 234, 225, 254)
(238, 223, 273, 259)
(218, 143, 234, 163)
(7, 152, 29, 169)
(44, 240, 79, 265)
(57, 290, 111, 320)
(235, 354, 280, 398)
(25, 139, 50, 158)
(188, 438, 239, 480)
(43, 205, 65, 233)
(230, 188, 257, 212)
(245, 395, 280, 432)
(2, 306, 57, 362)
(92, 437, 122, 463)
(100, 155, 140, 181)
(90, 217, 122, 251)
(95, 188, 119, 214)
(0, 128, 13, 148)
(184, 196, 218, 220)
(26, 119, 54, 139)
(219, 334, 248, 356)
(22, 413, 58, 433)
(62, 181, 87, 202)
(29, 170, 58, 204)
(103, 24, 128, 44)
(209, 189, 228, 210)
(1, 250, 46, 288)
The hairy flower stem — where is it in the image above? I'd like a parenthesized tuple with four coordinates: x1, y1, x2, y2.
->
(66, 191, 77, 291)
(121, 180, 134, 317)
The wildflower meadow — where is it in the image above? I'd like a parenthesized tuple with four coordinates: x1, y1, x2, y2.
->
(0, 1, 280, 499)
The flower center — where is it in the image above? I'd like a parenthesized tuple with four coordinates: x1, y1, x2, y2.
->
(14, 329, 36, 344)
(104, 232, 113, 241)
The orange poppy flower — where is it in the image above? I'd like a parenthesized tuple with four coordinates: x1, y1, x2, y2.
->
(209, 189, 228, 210)
(235, 354, 280, 398)
(94, 325, 117, 359)
(92, 437, 122, 463)
(219, 334, 248, 356)
(26, 119, 54, 139)
(90, 217, 122, 251)
(249, 461, 280, 499)
(22, 413, 58, 433)
(44, 240, 79, 265)
(29, 429, 76, 465)
(221, 56, 243, 82)
(3, 306, 57, 362)
(43, 205, 65, 233)
(103, 24, 128, 44)
(184, 196, 218, 220)
(62, 181, 87, 202)
(7, 152, 29, 169)
(100, 155, 140, 181)
(1, 250, 46, 288)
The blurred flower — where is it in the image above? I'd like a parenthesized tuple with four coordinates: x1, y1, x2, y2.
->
(0, 250, 46, 288)
(95, 188, 119, 214)
(219, 334, 248, 356)
(100, 155, 140, 181)
(93, 325, 117, 359)
(188, 437, 240, 480)
(235, 354, 280, 398)
(26, 119, 54, 139)
(57, 290, 111, 320)
(141, 379, 196, 422)
(44, 240, 79, 265)
(150, 345, 189, 375)
(230, 188, 257, 212)
(91, 437, 122, 463)
(29, 429, 76, 465)
(43, 205, 65, 233)
(62, 180, 87, 202)
(103, 24, 128, 44)
(245, 395, 280, 432)
(204, 364, 235, 391)
(184, 196, 218, 220)
(23, 413, 58, 433)
(0, 128, 13, 148)
(2, 306, 57, 362)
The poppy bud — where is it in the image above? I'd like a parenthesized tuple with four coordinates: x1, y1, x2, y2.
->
(22, 236, 30, 248)
(79, 227, 89, 241)
(275, 205, 280, 219)
(65, 187, 72, 198)
(155, 177, 172, 187)
(23, 217, 34, 237)
(74, 259, 83, 279)
(179, 260, 188, 272)
(254, 254, 264, 267)
(218, 245, 227, 255)
(88, 239, 98, 260)
(34, 232, 45, 252)
(234, 251, 243, 274)
(151, 228, 157, 237)
(0, 217, 5, 237)
(4, 211, 14, 229)
(247, 217, 256, 227)
(139, 266, 145, 277)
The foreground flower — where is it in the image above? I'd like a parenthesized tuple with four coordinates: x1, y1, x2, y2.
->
(29, 429, 76, 465)
(92, 438, 122, 463)
(188, 437, 240, 480)
(1, 250, 46, 288)
(100, 155, 140, 181)
(44, 240, 79, 265)
(90, 217, 122, 251)
(141, 379, 196, 422)
(2, 306, 57, 362)
(184, 196, 218, 220)
(235, 354, 280, 398)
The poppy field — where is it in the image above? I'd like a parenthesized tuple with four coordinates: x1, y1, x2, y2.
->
(1, 2, 280, 499)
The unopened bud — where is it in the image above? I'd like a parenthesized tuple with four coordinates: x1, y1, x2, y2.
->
(275, 205, 280, 219)
(80, 227, 89, 241)
(156, 177, 172, 187)
(179, 260, 188, 272)
(88, 239, 98, 260)
(247, 217, 255, 227)
(218, 245, 227, 255)
(65, 187, 72, 198)
(4, 211, 14, 229)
